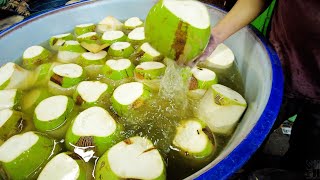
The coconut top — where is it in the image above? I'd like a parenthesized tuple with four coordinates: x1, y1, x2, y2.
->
(102, 31, 124, 41)
(113, 82, 144, 105)
(35, 95, 69, 121)
(173, 120, 209, 153)
(163, 0, 210, 29)
(0, 109, 13, 128)
(53, 63, 83, 78)
(53, 33, 71, 39)
(0, 62, 15, 86)
(76, 23, 94, 28)
(23, 46, 44, 59)
(191, 67, 216, 81)
(106, 59, 132, 71)
(72, 106, 117, 137)
(107, 136, 164, 179)
(128, 27, 145, 40)
(77, 32, 97, 39)
(211, 84, 246, 105)
(207, 43, 234, 68)
(124, 17, 143, 27)
(77, 81, 108, 102)
(0, 89, 17, 110)
(141, 43, 160, 57)
(110, 42, 131, 50)
(0, 132, 39, 162)
(136, 62, 165, 70)
(82, 51, 107, 60)
(38, 153, 80, 180)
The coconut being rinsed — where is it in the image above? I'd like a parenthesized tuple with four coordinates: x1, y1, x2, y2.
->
(95, 136, 166, 180)
(0, 132, 61, 179)
(65, 106, 122, 156)
(145, 0, 211, 65)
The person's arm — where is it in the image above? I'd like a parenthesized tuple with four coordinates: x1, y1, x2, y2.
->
(195, 0, 270, 63)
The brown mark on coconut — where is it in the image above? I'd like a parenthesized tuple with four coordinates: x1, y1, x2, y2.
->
(50, 74, 63, 86)
(214, 94, 224, 105)
(132, 99, 144, 109)
(123, 138, 133, 145)
(189, 76, 198, 90)
(76, 95, 84, 105)
(143, 147, 156, 153)
(202, 127, 215, 144)
(172, 21, 188, 64)
(76, 136, 95, 147)
(68, 153, 82, 160)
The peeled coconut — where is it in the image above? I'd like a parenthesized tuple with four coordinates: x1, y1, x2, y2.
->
(0, 89, 21, 111)
(127, 27, 145, 45)
(21, 87, 51, 115)
(204, 43, 235, 69)
(134, 62, 166, 81)
(65, 106, 122, 156)
(111, 82, 151, 116)
(124, 17, 143, 32)
(50, 63, 86, 88)
(145, 0, 211, 64)
(77, 32, 109, 53)
(0, 132, 61, 179)
(102, 30, 127, 45)
(33, 62, 59, 87)
(74, 23, 96, 36)
(77, 51, 107, 67)
(57, 40, 87, 63)
(108, 42, 135, 58)
(196, 84, 247, 134)
(102, 59, 135, 80)
(22, 46, 51, 69)
(49, 33, 74, 50)
(132, 42, 163, 63)
(96, 16, 123, 33)
(95, 136, 166, 180)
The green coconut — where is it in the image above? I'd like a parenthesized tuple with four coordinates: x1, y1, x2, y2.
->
(111, 82, 151, 116)
(58, 40, 87, 63)
(0, 62, 34, 90)
(22, 46, 51, 70)
(77, 51, 107, 67)
(102, 59, 135, 81)
(127, 27, 145, 46)
(96, 16, 123, 33)
(38, 152, 93, 180)
(73, 81, 111, 108)
(65, 106, 122, 157)
(0, 131, 61, 179)
(50, 63, 86, 88)
(196, 84, 247, 135)
(172, 119, 215, 162)
(0, 109, 33, 142)
(33, 62, 59, 87)
(0, 89, 22, 111)
(84, 65, 104, 79)
(33, 95, 74, 138)
(132, 42, 163, 63)
(134, 62, 166, 81)
(95, 136, 166, 180)
(145, 0, 211, 64)
(21, 87, 51, 115)
(74, 23, 96, 36)
(124, 17, 144, 32)
(108, 42, 135, 58)
(189, 67, 218, 90)
(77, 32, 109, 53)
(203, 43, 235, 69)
(101, 30, 127, 45)
(49, 33, 74, 50)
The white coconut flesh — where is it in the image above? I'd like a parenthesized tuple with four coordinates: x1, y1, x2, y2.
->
(110, 42, 131, 51)
(163, 0, 210, 29)
(191, 67, 216, 81)
(77, 32, 97, 39)
(0, 63, 15, 87)
(22, 89, 41, 110)
(207, 43, 235, 69)
(58, 51, 81, 62)
(113, 82, 144, 105)
(77, 81, 108, 102)
(212, 84, 246, 106)
(97, 16, 123, 32)
(124, 17, 143, 28)
(38, 153, 80, 180)
(82, 51, 107, 61)
(53, 64, 83, 78)
(107, 136, 164, 179)
(0, 132, 39, 163)
(128, 27, 145, 40)
(0, 89, 17, 110)
(106, 59, 132, 71)
(72, 107, 117, 137)
(136, 62, 165, 70)
(76, 23, 94, 28)
(0, 109, 13, 128)
(141, 43, 160, 57)
(173, 121, 209, 153)
(53, 33, 71, 39)
(102, 31, 124, 41)
(23, 46, 44, 59)
(35, 96, 69, 121)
